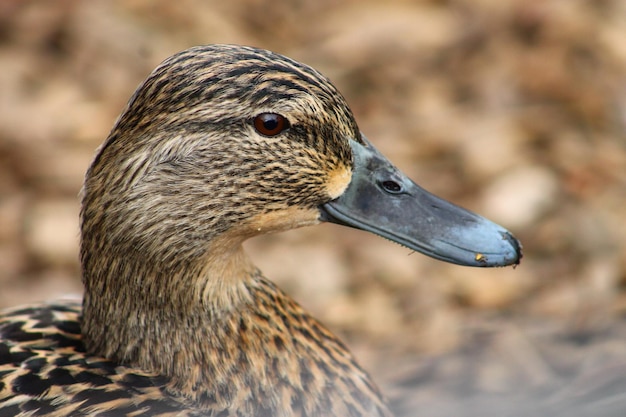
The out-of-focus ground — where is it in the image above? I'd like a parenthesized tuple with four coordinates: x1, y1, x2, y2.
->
(0, 1, 625, 416)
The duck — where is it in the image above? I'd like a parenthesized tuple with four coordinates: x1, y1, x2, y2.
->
(0, 44, 521, 416)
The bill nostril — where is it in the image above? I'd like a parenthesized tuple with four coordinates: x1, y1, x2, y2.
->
(381, 180, 402, 194)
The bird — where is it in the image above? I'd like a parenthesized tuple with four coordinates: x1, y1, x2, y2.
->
(0, 44, 521, 416)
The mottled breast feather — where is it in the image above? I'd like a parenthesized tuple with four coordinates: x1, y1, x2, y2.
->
(0, 302, 207, 416)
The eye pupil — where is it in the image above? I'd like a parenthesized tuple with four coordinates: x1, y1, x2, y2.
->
(382, 180, 402, 193)
(253, 113, 289, 136)
(264, 119, 278, 130)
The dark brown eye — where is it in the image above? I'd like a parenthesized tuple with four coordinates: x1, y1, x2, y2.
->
(253, 113, 289, 136)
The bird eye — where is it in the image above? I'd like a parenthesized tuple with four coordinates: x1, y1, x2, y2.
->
(253, 113, 289, 137)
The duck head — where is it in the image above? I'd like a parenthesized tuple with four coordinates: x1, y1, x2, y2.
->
(82, 45, 520, 283)
(78, 45, 522, 411)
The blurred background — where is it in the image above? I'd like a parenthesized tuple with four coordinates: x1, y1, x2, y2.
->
(0, 1, 624, 415)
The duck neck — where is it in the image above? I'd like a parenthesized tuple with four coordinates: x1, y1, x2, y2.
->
(80, 235, 257, 385)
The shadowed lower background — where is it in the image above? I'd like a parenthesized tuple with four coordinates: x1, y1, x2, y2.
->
(0, 1, 625, 416)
